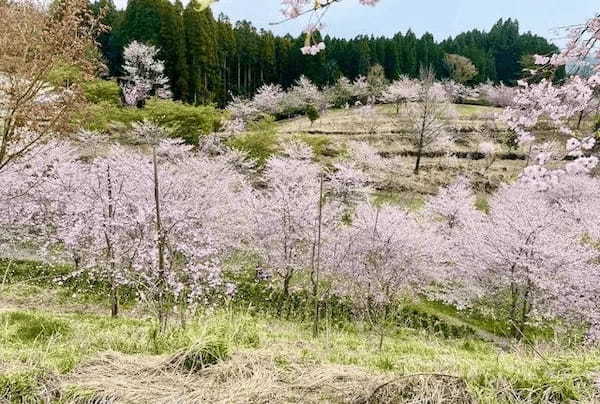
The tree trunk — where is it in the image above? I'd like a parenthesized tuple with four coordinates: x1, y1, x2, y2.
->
(111, 283, 119, 317)
(414, 145, 423, 174)
(414, 126, 425, 174)
(311, 174, 324, 338)
(278, 273, 292, 318)
(517, 285, 532, 340)
(577, 110, 584, 130)
(237, 57, 241, 93)
(106, 164, 119, 318)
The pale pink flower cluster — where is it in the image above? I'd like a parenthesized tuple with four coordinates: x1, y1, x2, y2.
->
(327, 202, 437, 309)
(225, 76, 328, 130)
(425, 177, 600, 337)
(441, 80, 478, 103)
(280, 0, 381, 55)
(301, 41, 326, 56)
(4, 130, 600, 340)
(1, 132, 250, 309)
(379, 76, 419, 112)
(502, 72, 600, 190)
(477, 82, 517, 107)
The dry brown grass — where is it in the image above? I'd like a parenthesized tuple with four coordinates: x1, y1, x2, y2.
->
(276, 104, 524, 199)
(60, 349, 474, 403)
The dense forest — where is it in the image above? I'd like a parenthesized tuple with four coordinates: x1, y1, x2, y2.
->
(92, 0, 561, 106)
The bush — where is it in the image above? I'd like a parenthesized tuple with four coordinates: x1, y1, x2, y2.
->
(76, 101, 145, 132)
(396, 307, 475, 339)
(82, 79, 121, 105)
(295, 133, 337, 157)
(76, 99, 222, 144)
(144, 99, 222, 145)
(46, 63, 84, 88)
(305, 105, 320, 125)
(227, 118, 279, 167)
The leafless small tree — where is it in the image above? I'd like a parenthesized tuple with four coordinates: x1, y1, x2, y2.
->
(0, 0, 102, 172)
(407, 67, 456, 175)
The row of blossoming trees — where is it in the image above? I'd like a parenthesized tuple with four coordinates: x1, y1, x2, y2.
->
(2, 0, 600, 344)
(226, 70, 517, 128)
(2, 120, 600, 341)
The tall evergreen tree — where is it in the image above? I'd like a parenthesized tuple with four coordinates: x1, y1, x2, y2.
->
(158, 0, 188, 100)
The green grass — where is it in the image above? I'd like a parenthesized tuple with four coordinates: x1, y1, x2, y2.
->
(3, 305, 598, 402)
(2, 259, 600, 402)
(372, 191, 425, 210)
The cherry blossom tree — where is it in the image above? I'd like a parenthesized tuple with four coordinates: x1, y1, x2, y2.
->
(9, 126, 250, 327)
(330, 202, 436, 349)
(285, 75, 329, 114)
(502, 75, 599, 190)
(447, 181, 600, 338)
(121, 41, 172, 107)
(352, 75, 370, 104)
(354, 103, 378, 134)
(424, 176, 480, 238)
(441, 80, 477, 104)
(380, 76, 419, 115)
(253, 83, 286, 116)
(478, 141, 499, 175)
(477, 83, 517, 107)
(126, 123, 247, 329)
(0, 141, 80, 261)
(248, 142, 342, 312)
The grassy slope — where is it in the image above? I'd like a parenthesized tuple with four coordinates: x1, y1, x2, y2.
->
(276, 104, 528, 199)
(1, 263, 600, 403)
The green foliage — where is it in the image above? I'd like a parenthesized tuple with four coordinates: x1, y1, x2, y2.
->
(294, 133, 336, 157)
(474, 193, 490, 213)
(444, 53, 478, 84)
(397, 306, 475, 339)
(1, 276, 600, 404)
(76, 99, 221, 144)
(143, 99, 222, 144)
(305, 105, 320, 125)
(46, 64, 84, 88)
(82, 79, 122, 105)
(227, 118, 279, 166)
(77, 101, 145, 132)
(372, 192, 425, 211)
(98, 9, 558, 105)
(373, 355, 395, 371)
(594, 118, 600, 133)
(1, 312, 70, 343)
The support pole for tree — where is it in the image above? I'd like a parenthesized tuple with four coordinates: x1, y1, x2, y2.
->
(311, 173, 324, 338)
(152, 144, 167, 332)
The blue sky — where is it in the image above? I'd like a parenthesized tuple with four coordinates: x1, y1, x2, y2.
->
(209, 0, 598, 46)
(111, 0, 598, 46)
